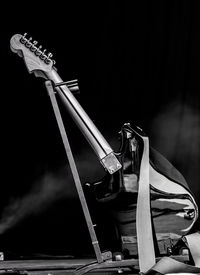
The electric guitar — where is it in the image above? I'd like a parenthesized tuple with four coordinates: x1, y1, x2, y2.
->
(10, 33, 198, 262)
(10, 33, 122, 175)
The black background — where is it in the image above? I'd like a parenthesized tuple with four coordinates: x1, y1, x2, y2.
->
(1, 1, 200, 258)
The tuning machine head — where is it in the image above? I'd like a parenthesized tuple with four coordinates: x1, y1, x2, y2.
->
(19, 33, 56, 65)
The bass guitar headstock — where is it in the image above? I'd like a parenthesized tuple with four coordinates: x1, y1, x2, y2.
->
(10, 33, 55, 79)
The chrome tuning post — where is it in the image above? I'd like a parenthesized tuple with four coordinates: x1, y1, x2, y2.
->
(20, 33, 28, 44)
(35, 45, 42, 56)
(25, 37, 32, 48)
(45, 52, 55, 65)
(47, 52, 53, 58)
(30, 40, 38, 52)
(40, 49, 47, 60)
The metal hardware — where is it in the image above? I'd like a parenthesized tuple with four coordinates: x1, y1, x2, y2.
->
(101, 251, 112, 261)
(101, 152, 122, 174)
(54, 79, 80, 94)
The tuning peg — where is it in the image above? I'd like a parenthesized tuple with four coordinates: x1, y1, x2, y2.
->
(20, 33, 28, 44)
(40, 49, 47, 60)
(30, 40, 38, 52)
(35, 45, 42, 56)
(44, 52, 53, 64)
(47, 52, 53, 58)
(25, 37, 33, 48)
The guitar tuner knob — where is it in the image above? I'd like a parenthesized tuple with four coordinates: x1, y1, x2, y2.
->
(40, 49, 47, 60)
(35, 45, 42, 56)
(20, 33, 28, 44)
(47, 52, 53, 58)
(25, 37, 33, 48)
(30, 40, 38, 52)
(44, 52, 54, 64)
(45, 59, 56, 65)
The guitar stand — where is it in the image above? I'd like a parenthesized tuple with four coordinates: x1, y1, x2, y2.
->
(45, 80, 189, 275)
(44, 80, 141, 273)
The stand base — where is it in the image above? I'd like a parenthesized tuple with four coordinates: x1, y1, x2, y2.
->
(75, 255, 189, 275)
(0, 255, 190, 275)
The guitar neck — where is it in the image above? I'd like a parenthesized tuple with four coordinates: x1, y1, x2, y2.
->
(46, 69, 122, 174)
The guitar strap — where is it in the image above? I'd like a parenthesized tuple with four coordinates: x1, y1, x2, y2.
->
(136, 135, 156, 272)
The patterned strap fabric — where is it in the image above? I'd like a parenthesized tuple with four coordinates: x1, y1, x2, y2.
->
(136, 136, 156, 272)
